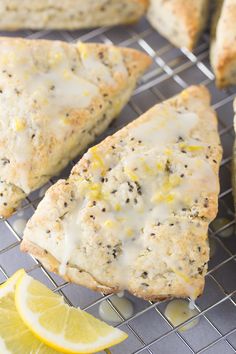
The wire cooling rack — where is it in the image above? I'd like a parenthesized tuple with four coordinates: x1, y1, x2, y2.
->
(0, 17, 236, 354)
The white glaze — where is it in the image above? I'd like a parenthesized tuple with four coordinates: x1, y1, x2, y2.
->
(165, 299, 199, 332)
(108, 47, 128, 77)
(117, 291, 125, 298)
(99, 295, 134, 323)
(12, 218, 27, 236)
(28, 70, 99, 127)
(0, 40, 127, 193)
(131, 108, 198, 147)
(17, 210, 24, 217)
(188, 298, 196, 310)
(59, 206, 82, 275)
(78, 43, 127, 86)
(12, 131, 32, 193)
(40, 101, 217, 297)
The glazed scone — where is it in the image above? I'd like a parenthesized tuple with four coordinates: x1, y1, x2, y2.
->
(0, 37, 151, 218)
(210, 0, 236, 88)
(147, 0, 210, 50)
(0, 0, 148, 30)
(22, 86, 222, 301)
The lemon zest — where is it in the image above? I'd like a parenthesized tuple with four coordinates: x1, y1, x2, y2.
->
(124, 167, 138, 182)
(14, 118, 26, 132)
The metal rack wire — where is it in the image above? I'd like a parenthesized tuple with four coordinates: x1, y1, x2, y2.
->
(0, 17, 236, 354)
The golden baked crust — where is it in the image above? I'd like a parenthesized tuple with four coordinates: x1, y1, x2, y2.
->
(22, 86, 222, 301)
(147, 0, 209, 50)
(0, 37, 151, 218)
(0, 0, 148, 30)
(210, 0, 236, 88)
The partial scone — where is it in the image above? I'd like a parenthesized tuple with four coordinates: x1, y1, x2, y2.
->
(22, 86, 222, 301)
(210, 0, 236, 88)
(0, 0, 148, 30)
(147, 0, 209, 50)
(0, 37, 151, 218)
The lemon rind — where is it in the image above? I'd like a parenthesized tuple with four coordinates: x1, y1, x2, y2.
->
(0, 269, 25, 296)
(15, 273, 127, 354)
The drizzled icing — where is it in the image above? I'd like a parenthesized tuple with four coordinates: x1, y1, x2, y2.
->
(99, 295, 134, 323)
(59, 205, 83, 275)
(35, 95, 220, 300)
(0, 40, 127, 193)
(165, 299, 199, 332)
(131, 108, 199, 147)
(12, 218, 27, 236)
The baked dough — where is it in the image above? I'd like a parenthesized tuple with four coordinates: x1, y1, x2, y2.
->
(210, 0, 236, 88)
(0, 0, 148, 30)
(147, 0, 210, 50)
(22, 86, 222, 301)
(0, 37, 151, 218)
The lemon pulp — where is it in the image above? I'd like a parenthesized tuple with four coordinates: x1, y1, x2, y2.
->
(0, 269, 61, 354)
(15, 273, 128, 353)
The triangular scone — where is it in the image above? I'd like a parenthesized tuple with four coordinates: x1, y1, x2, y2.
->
(210, 0, 236, 88)
(0, 0, 148, 30)
(147, 0, 209, 50)
(22, 86, 222, 301)
(0, 37, 151, 218)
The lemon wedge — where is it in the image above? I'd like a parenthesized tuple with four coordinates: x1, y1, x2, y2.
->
(0, 269, 61, 354)
(15, 273, 128, 353)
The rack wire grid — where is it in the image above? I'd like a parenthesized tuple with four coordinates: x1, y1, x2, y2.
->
(0, 16, 236, 354)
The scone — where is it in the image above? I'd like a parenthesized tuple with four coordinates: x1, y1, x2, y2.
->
(0, 37, 151, 218)
(210, 0, 236, 88)
(21, 86, 222, 301)
(0, 0, 148, 30)
(147, 0, 210, 50)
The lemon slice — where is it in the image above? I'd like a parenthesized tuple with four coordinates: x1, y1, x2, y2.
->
(15, 273, 128, 353)
(0, 269, 61, 354)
